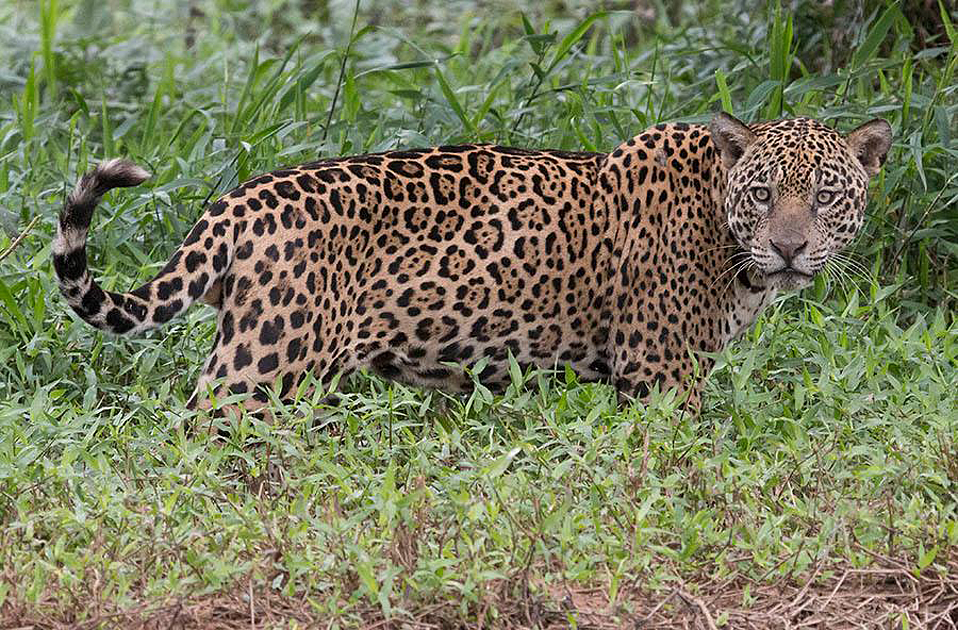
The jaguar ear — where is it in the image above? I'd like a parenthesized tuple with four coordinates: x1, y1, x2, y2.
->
(846, 119, 892, 178)
(708, 112, 757, 169)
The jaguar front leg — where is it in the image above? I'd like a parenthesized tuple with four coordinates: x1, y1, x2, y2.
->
(609, 334, 707, 413)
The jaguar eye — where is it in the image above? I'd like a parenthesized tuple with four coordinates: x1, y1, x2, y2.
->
(816, 190, 837, 205)
(751, 187, 770, 203)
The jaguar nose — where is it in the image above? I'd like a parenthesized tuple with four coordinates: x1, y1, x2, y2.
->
(769, 237, 808, 266)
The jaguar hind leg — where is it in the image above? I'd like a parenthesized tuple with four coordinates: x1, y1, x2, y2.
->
(186, 330, 354, 424)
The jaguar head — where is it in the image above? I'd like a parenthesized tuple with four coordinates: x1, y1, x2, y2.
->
(709, 113, 892, 291)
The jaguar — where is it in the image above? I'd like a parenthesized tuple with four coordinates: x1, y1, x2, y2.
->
(53, 113, 891, 411)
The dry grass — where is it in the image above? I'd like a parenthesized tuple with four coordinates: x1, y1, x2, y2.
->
(6, 551, 957, 629)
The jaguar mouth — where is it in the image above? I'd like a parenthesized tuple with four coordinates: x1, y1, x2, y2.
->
(765, 267, 815, 289)
(767, 267, 813, 279)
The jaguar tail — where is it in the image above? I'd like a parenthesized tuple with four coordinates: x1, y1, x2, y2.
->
(53, 159, 229, 335)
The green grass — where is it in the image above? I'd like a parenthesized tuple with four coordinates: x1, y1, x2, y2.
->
(0, 0, 956, 627)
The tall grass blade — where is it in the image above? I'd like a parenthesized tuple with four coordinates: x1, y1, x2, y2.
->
(40, 0, 58, 103)
(851, 3, 903, 71)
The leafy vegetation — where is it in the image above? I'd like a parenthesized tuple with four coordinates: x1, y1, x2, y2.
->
(0, 0, 955, 627)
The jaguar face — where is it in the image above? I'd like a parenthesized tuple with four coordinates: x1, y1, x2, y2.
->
(709, 114, 892, 291)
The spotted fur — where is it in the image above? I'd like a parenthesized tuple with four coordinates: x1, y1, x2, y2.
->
(53, 114, 891, 410)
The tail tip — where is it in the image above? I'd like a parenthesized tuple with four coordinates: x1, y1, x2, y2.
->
(96, 158, 151, 187)
(61, 158, 151, 232)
